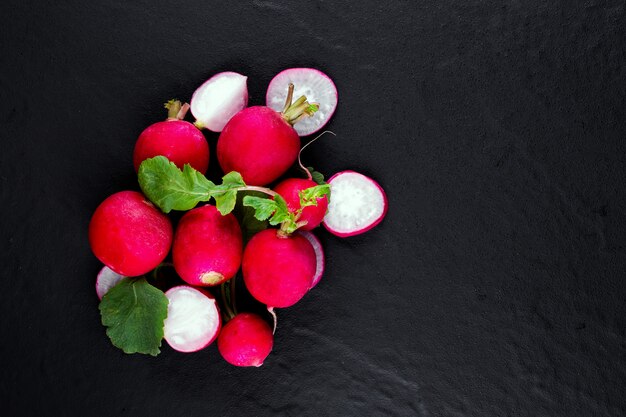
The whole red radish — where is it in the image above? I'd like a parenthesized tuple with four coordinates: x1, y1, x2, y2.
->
(164, 286, 221, 353)
(217, 85, 319, 185)
(133, 100, 209, 173)
(218, 313, 273, 367)
(173, 205, 242, 286)
(89, 191, 173, 277)
(273, 178, 329, 231)
(243, 228, 316, 308)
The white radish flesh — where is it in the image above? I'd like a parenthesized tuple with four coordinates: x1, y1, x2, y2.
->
(190, 72, 248, 132)
(163, 286, 221, 353)
(266, 68, 337, 136)
(96, 266, 125, 300)
(323, 171, 388, 237)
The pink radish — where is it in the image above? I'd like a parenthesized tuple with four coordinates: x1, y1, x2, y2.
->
(95, 266, 126, 300)
(273, 178, 329, 231)
(163, 286, 221, 353)
(133, 100, 209, 173)
(298, 231, 325, 288)
(173, 205, 243, 286)
(89, 191, 173, 276)
(218, 313, 273, 367)
(266, 68, 337, 136)
(323, 171, 388, 237)
(190, 72, 248, 132)
(242, 229, 316, 308)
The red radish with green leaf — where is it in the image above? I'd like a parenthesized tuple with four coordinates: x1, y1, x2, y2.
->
(89, 191, 173, 277)
(217, 82, 320, 186)
(172, 205, 243, 287)
(266, 68, 337, 136)
(190, 71, 248, 132)
(218, 313, 273, 367)
(163, 286, 221, 353)
(133, 100, 209, 173)
(323, 171, 388, 237)
(273, 178, 328, 231)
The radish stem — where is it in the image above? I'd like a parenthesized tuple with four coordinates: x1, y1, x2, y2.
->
(297, 130, 336, 180)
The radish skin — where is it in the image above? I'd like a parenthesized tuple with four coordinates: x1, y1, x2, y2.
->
(323, 171, 388, 237)
(273, 178, 329, 231)
(164, 286, 221, 353)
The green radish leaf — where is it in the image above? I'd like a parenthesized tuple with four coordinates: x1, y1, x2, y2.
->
(211, 172, 246, 215)
(270, 195, 292, 226)
(218, 171, 245, 188)
(307, 166, 326, 185)
(214, 191, 238, 215)
(138, 156, 214, 213)
(299, 184, 331, 208)
(99, 278, 168, 356)
(243, 196, 278, 221)
(233, 191, 269, 242)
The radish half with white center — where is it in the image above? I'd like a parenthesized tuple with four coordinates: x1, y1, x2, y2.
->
(323, 171, 388, 237)
(190, 72, 248, 132)
(298, 231, 325, 288)
(266, 68, 337, 136)
(96, 266, 126, 300)
(163, 286, 221, 353)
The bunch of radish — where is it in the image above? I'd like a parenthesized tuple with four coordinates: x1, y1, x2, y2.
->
(89, 68, 388, 365)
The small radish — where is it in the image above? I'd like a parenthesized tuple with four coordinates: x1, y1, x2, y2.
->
(95, 266, 126, 300)
(164, 286, 221, 353)
(298, 231, 325, 288)
(266, 68, 337, 136)
(242, 228, 316, 308)
(273, 178, 329, 231)
(218, 313, 273, 367)
(217, 85, 319, 186)
(173, 205, 243, 286)
(323, 171, 388, 237)
(190, 72, 248, 132)
(133, 100, 209, 173)
(89, 191, 173, 276)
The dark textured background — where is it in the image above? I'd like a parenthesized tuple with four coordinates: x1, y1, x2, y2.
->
(1, 1, 625, 416)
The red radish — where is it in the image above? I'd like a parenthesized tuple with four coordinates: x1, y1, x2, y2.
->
(190, 72, 248, 132)
(163, 286, 221, 353)
(173, 205, 243, 286)
(95, 266, 126, 300)
(242, 229, 316, 308)
(323, 171, 388, 237)
(266, 68, 337, 136)
(133, 100, 209, 173)
(89, 191, 173, 277)
(298, 231, 325, 288)
(218, 313, 273, 367)
(273, 178, 329, 231)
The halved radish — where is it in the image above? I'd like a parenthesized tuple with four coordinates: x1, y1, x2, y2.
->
(190, 72, 248, 132)
(298, 231, 325, 288)
(266, 68, 337, 136)
(163, 286, 221, 353)
(323, 171, 388, 237)
(96, 266, 126, 300)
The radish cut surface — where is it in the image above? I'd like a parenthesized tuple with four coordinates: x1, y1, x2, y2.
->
(266, 68, 337, 136)
(298, 231, 325, 288)
(191, 72, 248, 132)
(96, 266, 125, 300)
(164, 286, 221, 353)
(323, 171, 388, 237)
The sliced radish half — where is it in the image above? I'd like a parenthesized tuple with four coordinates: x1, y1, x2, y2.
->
(266, 68, 337, 136)
(298, 231, 325, 288)
(163, 286, 221, 353)
(323, 171, 388, 237)
(96, 266, 126, 300)
(190, 72, 248, 132)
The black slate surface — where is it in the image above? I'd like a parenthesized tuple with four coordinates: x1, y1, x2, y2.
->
(1, 1, 625, 416)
